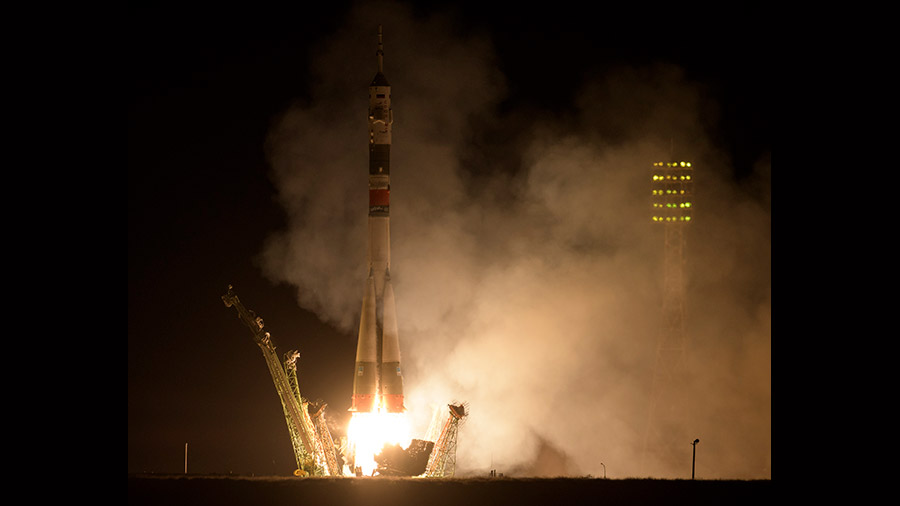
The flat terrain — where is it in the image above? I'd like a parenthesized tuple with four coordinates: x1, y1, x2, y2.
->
(128, 474, 771, 505)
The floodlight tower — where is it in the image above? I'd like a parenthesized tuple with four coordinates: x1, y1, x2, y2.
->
(650, 160, 693, 378)
(642, 160, 694, 476)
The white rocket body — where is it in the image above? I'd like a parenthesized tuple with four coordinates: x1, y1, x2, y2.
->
(351, 26, 404, 414)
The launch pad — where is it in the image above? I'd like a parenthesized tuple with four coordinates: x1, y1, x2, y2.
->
(222, 283, 467, 477)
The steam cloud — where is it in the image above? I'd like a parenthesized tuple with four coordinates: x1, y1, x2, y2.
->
(261, 1, 770, 479)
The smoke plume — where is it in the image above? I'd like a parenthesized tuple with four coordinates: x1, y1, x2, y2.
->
(261, 0, 770, 479)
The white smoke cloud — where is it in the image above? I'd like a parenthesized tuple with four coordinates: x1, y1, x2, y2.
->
(261, 0, 770, 479)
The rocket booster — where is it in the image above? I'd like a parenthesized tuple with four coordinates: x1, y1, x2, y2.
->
(351, 25, 404, 414)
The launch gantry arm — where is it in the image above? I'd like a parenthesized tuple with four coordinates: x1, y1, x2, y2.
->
(221, 284, 333, 476)
(284, 350, 341, 476)
(424, 403, 467, 477)
(221, 284, 268, 344)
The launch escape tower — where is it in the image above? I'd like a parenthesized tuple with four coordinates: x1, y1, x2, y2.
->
(643, 160, 694, 474)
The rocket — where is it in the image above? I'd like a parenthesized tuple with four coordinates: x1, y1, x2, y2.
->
(351, 25, 405, 414)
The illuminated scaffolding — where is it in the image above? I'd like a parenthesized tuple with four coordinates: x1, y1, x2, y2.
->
(642, 160, 694, 475)
(221, 285, 338, 477)
(425, 404, 467, 477)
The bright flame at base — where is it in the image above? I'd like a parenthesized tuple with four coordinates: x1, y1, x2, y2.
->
(347, 409, 412, 476)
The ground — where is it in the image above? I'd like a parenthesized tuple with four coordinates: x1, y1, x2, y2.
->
(128, 474, 770, 506)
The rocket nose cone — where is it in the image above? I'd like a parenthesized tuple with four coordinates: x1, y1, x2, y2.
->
(370, 72, 390, 87)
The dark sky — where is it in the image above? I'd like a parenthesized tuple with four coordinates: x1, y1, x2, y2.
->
(128, 1, 770, 477)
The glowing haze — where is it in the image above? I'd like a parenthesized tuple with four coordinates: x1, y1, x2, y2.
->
(261, 1, 770, 479)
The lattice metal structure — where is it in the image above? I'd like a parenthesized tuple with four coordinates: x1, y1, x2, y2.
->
(281, 351, 315, 473)
(424, 404, 467, 477)
(284, 351, 338, 476)
(310, 401, 341, 477)
(222, 285, 331, 476)
(642, 161, 694, 475)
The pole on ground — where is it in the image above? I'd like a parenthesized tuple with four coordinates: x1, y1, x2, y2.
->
(691, 439, 699, 480)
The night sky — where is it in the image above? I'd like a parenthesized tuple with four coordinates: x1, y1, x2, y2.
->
(128, 1, 770, 478)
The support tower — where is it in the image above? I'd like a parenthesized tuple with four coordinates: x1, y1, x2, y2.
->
(643, 160, 694, 475)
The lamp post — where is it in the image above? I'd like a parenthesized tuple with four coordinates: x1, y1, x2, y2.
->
(600, 462, 606, 479)
(691, 439, 699, 480)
